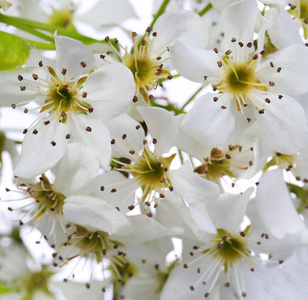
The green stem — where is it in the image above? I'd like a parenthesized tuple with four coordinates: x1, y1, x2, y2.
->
(26, 40, 56, 50)
(178, 149, 184, 165)
(177, 85, 204, 114)
(198, 3, 213, 17)
(0, 13, 98, 43)
(139, 0, 170, 45)
(0, 14, 54, 42)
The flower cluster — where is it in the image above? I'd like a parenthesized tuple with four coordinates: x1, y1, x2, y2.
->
(1, 0, 308, 299)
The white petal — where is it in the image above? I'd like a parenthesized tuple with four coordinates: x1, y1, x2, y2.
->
(181, 93, 235, 147)
(152, 10, 209, 56)
(221, 0, 258, 45)
(253, 93, 308, 154)
(261, 44, 308, 96)
(126, 215, 182, 243)
(190, 203, 217, 234)
(53, 143, 99, 196)
(91, 171, 137, 213)
(104, 113, 144, 158)
(68, 114, 111, 170)
(208, 188, 253, 233)
(256, 169, 305, 239)
(63, 195, 133, 235)
(14, 116, 69, 178)
(137, 106, 177, 155)
(0, 67, 46, 106)
(265, 8, 302, 50)
(78, 0, 137, 27)
(55, 34, 95, 79)
(169, 160, 220, 205)
(84, 63, 135, 120)
(169, 41, 220, 82)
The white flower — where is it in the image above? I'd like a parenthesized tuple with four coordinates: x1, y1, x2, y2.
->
(169, 0, 308, 154)
(0, 34, 135, 178)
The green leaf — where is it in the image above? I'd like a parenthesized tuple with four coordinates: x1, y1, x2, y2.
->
(0, 31, 30, 70)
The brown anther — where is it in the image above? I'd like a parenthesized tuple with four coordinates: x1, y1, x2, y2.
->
(258, 109, 265, 114)
(249, 161, 253, 166)
(129, 150, 135, 155)
(278, 95, 283, 99)
(269, 81, 275, 86)
(146, 26, 152, 33)
(224, 282, 230, 287)
(225, 50, 232, 55)
(128, 205, 135, 210)
(86, 126, 92, 132)
(217, 61, 222, 68)
(65, 134, 71, 139)
(149, 94, 154, 100)
(111, 139, 115, 145)
(169, 186, 174, 191)
(33, 129, 38, 134)
(106, 51, 113, 55)
(167, 75, 173, 80)
(252, 54, 258, 60)
(86, 283, 90, 289)
(240, 232, 245, 237)
(238, 42, 244, 47)
(23, 129, 28, 134)
(147, 212, 153, 218)
(61, 111, 66, 117)
(44, 120, 50, 125)
(279, 260, 284, 264)
(131, 32, 137, 38)
(51, 141, 56, 146)
(122, 134, 127, 140)
(205, 293, 209, 297)
(277, 67, 281, 73)
(189, 286, 194, 291)
(24, 108, 28, 113)
(19, 220, 24, 226)
(8, 207, 13, 211)
(265, 98, 271, 103)
(141, 39, 146, 46)
(111, 188, 117, 193)
(221, 106, 226, 109)
(61, 68, 67, 75)
(231, 38, 236, 42)
(32, 73, 38, 80)
(242, 292, 247, 297)
(270, 62, 274, 68)
(213, 48, 218, 53)
(18, 75, 23, 81)
(183, 263, 188, 268)
(204, 76, 208, 80)
(136, 125, 141, 130)
(11, 104, 16, 109)
(82, 92, 87, 98)
(152, 32, 157, 37)
(114, 38, 119, 44)
(159, 193, 165, 198)
(80, 61, 87, 68)
(39, 60, 43, 67)
(20, 86, 26, 91)
(247, 42, 252, 48)
(260, 50, 265, 55)
(225, 153, 231, 159)
(153, 138, 157, 144)
(213, 86, 217, 91)
(100, 54, 106, 59)
(213, 96, 218, 102)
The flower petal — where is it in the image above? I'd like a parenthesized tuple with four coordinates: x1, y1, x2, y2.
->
(63, 195, 133, 235)
(53, 143, 99, 196)
(14, 117, 69, 178)
(68, 114, 111, 170)
(256, 169, 305, 239)
(84, 63, 135, 120)
(152, 10, 209, 56)
(169, 41, 219, 82)
(137, 106, 177, 155)
(181, 93, 235, 147)
(55, 34, 95, 79)
(261, 44, 308, 96)
(253, 93, 308, 154)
